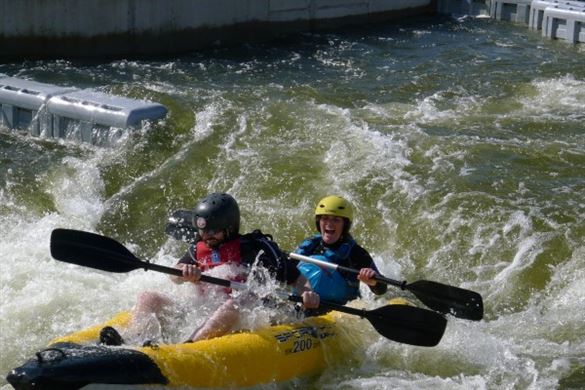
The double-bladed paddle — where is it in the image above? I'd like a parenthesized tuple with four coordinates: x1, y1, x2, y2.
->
(50, 228, 447, 347)
(289, 252, 483, 321)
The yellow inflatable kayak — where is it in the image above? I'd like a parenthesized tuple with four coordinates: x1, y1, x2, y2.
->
(7, 303, 387, 389)
(7, 298, 446, 389)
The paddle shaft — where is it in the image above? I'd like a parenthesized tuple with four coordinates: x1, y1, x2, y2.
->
(138, 260, 247, 290)
(78, 248, 385, 319)
(286, 294, 367, 317)
(290, 252, 403, 287)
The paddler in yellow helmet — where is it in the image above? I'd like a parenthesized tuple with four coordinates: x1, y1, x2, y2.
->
(295, 195, 387, 311)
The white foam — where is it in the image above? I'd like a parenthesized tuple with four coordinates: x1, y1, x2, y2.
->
(519, 75, 585, 118)
(50, 157, 105, 227)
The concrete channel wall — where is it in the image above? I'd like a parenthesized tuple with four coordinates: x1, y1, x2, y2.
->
(0, 0, 435, 59)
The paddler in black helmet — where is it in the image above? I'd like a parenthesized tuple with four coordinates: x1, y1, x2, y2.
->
(100, 192, 319, 345)
(295, 195, 387, 309)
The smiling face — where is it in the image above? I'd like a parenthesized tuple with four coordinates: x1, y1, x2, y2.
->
(318, 215, 345, 245)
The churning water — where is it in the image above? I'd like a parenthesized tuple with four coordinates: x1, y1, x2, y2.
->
(1, 15, 584, 389)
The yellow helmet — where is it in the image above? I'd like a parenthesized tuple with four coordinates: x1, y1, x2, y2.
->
(314, 195, 353, 222)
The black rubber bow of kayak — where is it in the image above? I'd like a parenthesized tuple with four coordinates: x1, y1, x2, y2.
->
(289, 253, 484, 321)
(50, 228, 447, 347)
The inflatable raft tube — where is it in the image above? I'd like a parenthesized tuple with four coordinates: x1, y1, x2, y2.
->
(8, 298, 407, 389)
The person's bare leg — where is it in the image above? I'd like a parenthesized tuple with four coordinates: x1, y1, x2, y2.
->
(188, 298, 239, 342)
(126, 291, 173, 341)
(100, 291, 172, 345)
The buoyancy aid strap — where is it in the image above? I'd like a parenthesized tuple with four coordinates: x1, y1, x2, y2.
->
(188, 243, 197, 263)
(241, 230, 281, 261)
(256, 236, 281, 262)
(241, 230, 286, 277)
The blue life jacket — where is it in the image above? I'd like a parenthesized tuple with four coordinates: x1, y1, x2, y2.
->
(296, 234, 359, 304)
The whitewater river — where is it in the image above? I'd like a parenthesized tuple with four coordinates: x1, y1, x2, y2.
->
(1, 15, 584, 389)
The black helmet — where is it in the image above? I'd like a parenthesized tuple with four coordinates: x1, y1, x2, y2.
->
(192, 193, 240, 239)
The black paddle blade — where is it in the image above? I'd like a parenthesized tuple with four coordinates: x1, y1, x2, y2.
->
(50, 229, 141, 273)
(294, 296, 448, 347)
(408, 280, 484, 321)
(365, 304, 447, 347)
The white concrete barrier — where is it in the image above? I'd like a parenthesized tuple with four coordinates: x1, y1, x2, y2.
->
(490, 0, 533, 23)
(0, 77, 76, 136)
(47, 90, 168, 143)
(485, 0, 585, 44)
(542, 5, 585, 42)
(0, 77, 167, 145)
(529, 0, 585, 30)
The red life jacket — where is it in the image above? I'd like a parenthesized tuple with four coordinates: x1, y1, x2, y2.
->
(195, 238, 242, 271)
(194, 238, 245, 293)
